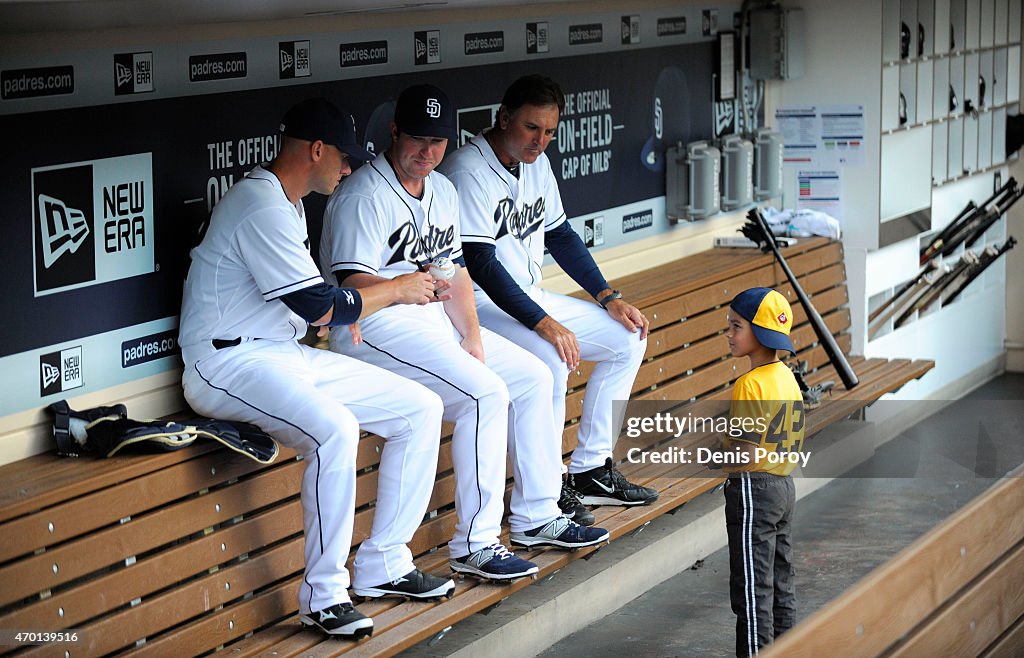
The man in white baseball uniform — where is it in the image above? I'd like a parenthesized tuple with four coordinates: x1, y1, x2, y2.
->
(321, 84, 609, 581)
(440, 75, 659, 509)
(179, 98, 455, 640)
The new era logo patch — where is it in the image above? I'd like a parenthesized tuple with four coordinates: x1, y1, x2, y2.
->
(113, 52, 153, 95)
(40, 346, 83, 397)
(279, 41, 311, 78)
(414, 31, 441, 65)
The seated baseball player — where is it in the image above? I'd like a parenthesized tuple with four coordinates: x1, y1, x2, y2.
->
(320, 84, 609, 582)
(439, 75, 659, 512)
(179, 98, 454, 640)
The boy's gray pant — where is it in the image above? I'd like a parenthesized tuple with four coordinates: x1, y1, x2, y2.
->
(724, 471, 796, 657)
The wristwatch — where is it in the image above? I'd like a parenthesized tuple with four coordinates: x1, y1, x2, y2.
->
(598, 290, 622, 309)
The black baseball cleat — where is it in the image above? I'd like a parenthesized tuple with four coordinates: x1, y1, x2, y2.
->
(558, 474, 596, 526)
(300, 602, 374, 638)
(353, 568, 455, 601)
(571, 458, 659, 506)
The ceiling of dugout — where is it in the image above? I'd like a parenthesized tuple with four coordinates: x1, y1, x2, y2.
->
(0, 0, 604, 35)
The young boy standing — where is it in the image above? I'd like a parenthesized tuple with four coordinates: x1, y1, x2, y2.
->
(722, 287, 806, 657)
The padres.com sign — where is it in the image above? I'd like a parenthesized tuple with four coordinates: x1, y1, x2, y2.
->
(31, 153, 155, 296)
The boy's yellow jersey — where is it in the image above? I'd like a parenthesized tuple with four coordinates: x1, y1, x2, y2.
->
(724, 361, 805, 476)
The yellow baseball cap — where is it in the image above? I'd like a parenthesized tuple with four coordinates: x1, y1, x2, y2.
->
(730, 287, 795, 354)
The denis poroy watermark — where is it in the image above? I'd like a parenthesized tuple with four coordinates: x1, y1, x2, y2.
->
(615, 398, 1024, 480)
(614, 399, 813, 475)
(626, 445, 811, 469)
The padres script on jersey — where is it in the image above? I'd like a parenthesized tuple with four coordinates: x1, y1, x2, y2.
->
(321, 153, 461, 283)
(439, 132, 566, 289)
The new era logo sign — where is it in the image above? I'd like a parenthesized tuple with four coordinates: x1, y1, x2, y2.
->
(113, 52, 153, 95)
(584, 216, 605, 248)
(32, 154, 154, 296)
(38, 194, 89, 268)
(414, 31, 441, 65)
(115, 62, 133, 87)
(41, 362, 59, 389)
(426, 98, 441, 118)
(33, 164, 96, 293)
(457, 105, 499, 146)
(279, 41, 311, 78)
(40, 346, 84, 397)
(621, 15, 640, 44)
(526, 22, 549, 54)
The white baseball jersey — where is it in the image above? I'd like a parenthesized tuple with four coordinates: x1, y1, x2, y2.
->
(179, 163, 444, 613)
(442, 132, 647, 473)
(179, 166, 320, 363)
(438, 131, 566, 290)
(320, 152, 563, 552)
(321, 153, 462, 285)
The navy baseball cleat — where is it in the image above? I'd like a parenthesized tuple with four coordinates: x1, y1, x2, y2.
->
(558, 474, 596, 526)
(353, 568, 455, 600)
(571, 458, 659, 506)
(449, 543, 539, 580)
(511, 516, 609, 549)
(300, 602, 373, 638)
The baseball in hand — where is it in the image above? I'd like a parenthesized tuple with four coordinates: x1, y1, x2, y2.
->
(428, 256, 456, 281)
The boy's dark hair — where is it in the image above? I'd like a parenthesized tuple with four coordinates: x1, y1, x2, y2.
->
(498, 74, 566, 121)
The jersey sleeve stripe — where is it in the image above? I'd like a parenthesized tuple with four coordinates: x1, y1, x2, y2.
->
(461, 234, 497, 244)
(262, 275, 324, 300)
(544, 212, 567, 228)
(330, 261, 379, 275)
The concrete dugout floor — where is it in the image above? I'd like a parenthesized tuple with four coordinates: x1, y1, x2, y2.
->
(537, 373, 1024, 658)
(403, 373, 1024, 657)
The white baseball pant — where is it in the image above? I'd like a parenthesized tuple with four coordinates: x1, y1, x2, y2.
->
(182, 339, 443, 614)
(329, 303, 562, 558)
(476, 287, 647, 473)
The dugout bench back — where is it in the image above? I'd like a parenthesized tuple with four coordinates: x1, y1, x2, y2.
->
(0, 237, 933, 657)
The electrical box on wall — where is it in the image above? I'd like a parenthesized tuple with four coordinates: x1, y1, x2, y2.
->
(749, 7, 805, 80)
(754, 128, 784, 200)
(721, 136, 754, 210)
(666, 141, 721, 223)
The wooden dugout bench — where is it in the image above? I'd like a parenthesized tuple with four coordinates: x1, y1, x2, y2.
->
(761, 463, 1024, 658)
(0, 237, 933, 657)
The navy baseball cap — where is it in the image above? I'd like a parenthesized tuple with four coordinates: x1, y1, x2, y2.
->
(394, 84, 456, 139)
(730, 287, 796, 354)
(280, 98, 374, 162)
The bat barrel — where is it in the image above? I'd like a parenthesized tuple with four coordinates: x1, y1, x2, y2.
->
(750, 210, 859, 389)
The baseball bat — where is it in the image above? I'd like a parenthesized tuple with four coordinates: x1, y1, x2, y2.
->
(962, 187, 1024, 249)
(939, 183, 1020, 258)
(919, 200, 976, 265)
(743, 209, 859, 390)
(920, 177, 1016, 265)
(894, 252, 977, 327)
(867, 258, 942, 324)
(942, 237, 1017, 306)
